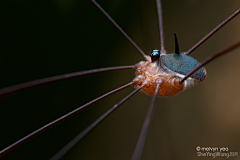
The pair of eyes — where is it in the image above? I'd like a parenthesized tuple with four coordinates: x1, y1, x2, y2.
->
(150, 49, 160, 62)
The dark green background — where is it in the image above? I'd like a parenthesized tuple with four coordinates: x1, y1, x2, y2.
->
(1, 0, 240, 159)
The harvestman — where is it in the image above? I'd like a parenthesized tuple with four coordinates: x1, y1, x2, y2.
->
(1, 0, 240, 159)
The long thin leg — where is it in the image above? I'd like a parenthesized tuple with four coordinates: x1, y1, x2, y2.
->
(186, 7, 240, 55)
(0, 82, 133, 157)
(155, 0, 166, 54)
(0, 65, 135, 97)
(91, 0, 147, 60)
(50, 86, 142, 160)
(181, 40, 240, 82)
(131, 83, 160, 160)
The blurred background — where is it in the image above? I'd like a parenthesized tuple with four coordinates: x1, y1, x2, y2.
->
(1, 0, 240, 159)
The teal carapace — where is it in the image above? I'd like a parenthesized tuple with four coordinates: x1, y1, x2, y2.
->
(160, 53, 206, 81)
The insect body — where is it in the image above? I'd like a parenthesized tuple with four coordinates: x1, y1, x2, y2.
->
(134, 53, 206, 97)
(134, 36, 207, 97)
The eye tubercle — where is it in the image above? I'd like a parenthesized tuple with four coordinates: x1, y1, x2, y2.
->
(150, 49, 160, 62)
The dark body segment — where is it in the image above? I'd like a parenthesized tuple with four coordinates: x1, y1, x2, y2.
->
(160, 53, 206, 81)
